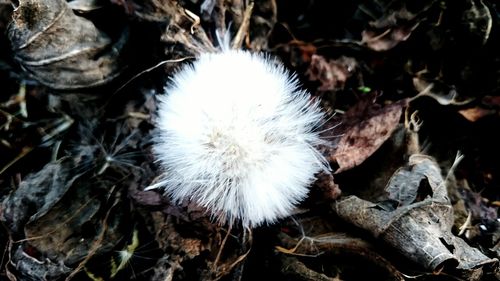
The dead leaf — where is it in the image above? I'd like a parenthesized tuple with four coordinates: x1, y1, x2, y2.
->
(357, 0, 438, 51)
(362, 25, 417, 51)
(334, 154, 498, 278)
(1, 160, 75, 235)
(314, 172, 341, 201)
(306, 55, 358, 92)
(459, 107, 496, 122)
(385, 155, 444, 206)
(9, 246, 72, 281)
(8, 0, 127, 89)
(1, 157, 129, 280)
(458, 95, 500, 122)
(23, 182, 104, 265)
(413, 76, 475, 105)
(327, 97, 407, 173)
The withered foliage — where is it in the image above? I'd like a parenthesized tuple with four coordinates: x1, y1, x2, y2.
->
(1, 0, 500, 281)
(8, 0, 127, 89)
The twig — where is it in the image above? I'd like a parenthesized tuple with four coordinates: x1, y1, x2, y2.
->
(214, 222, 233, 268)
(0, 146, 33, 175)
(231, 2, 254, 49)
(100, 57, 194, 112)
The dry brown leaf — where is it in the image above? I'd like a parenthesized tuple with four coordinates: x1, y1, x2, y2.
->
(1, 160, 75, 235)
(314, 172, 341, 201)
(8, 0, 126, 89)
(385, 155, 444, 206)
(0, 159, 127, 280)
(9, 246, 72, 280)
(459, 107, 496, 122)
(362, 25, 417, 51)
(306, 54, 358, 92)
(328, 97, 407, 173)
(413, 76, 475, 105)
(358, 0, 438, 51)
(334, 154, 498, 278)
(458, 95, 500, 122)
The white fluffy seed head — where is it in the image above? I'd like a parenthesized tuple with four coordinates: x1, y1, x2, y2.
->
(151, 49, 328, 228)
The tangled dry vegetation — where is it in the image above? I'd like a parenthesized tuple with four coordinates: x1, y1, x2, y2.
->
(1, 0, 500, 280)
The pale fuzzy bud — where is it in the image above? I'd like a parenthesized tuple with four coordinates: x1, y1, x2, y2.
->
(151, 49, 328, 228)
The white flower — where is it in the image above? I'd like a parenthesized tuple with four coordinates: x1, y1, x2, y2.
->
(151, 49, 328, 227)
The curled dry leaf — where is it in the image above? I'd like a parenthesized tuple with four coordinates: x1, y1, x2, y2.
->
(385, 154, 445, 206)
(314, 172, 342, 201)
(9, 246, 72, 281)
(334, 154, 498, 279)
(327, 97, 407, 174)
(458, 95, 500, 122)
(0, 159, 126, 280)
(8, 0, 126, 89)
(413, 76, 475, 105)
(358, 0, 438, 51)
(306, 54, 358, 92)
(23, 182, 105, 266)
(459, 107, 496, 122)
(1, 160, 75, 235)
(362, 25, 417, 51)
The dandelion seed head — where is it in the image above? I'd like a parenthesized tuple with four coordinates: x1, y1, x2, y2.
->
(152, 49, 328, 227)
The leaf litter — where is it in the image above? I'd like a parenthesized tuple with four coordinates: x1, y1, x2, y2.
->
(1, 0, 500, 280)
